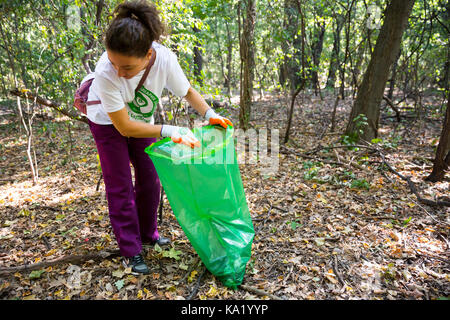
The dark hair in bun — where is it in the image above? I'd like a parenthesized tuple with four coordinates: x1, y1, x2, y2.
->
(105, 0, 164, 57)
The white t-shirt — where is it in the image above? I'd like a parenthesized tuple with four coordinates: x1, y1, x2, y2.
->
(85, 42, 191, 125)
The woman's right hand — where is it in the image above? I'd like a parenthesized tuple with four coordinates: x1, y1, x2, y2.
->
(160, 125, 201, 149)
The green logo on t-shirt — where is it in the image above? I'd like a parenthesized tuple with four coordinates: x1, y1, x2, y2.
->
(127, 87, 158, 121)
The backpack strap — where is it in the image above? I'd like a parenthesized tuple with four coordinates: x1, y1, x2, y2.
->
(87, 100, 101, 106)
(135, 49, 156, 93)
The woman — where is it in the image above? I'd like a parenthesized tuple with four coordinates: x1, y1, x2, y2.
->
(86, 0, 232, 275)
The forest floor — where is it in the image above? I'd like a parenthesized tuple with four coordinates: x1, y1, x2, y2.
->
(0, 89, 449, 300)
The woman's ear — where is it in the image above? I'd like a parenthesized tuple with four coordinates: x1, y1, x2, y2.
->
(146, 48, 153, 60)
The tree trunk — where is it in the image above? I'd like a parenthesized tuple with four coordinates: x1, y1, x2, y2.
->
(80, 0, 104, 74)
(339, 0, 356, 99)
(425, 95, 450, 182)
(193, 26, 203, 86)
(239, 0, 256, 130)
(345, 0, 415, 141)
(284, 0, 306, 145)
(280, 0, 302, 91)
(311, 21, 326, 95)
(387, 48, 401, 100)
(225, 20, 233, 97)
(326, 16, 344, 89)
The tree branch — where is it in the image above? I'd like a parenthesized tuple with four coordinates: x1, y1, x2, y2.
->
(9, 88, 88, 124)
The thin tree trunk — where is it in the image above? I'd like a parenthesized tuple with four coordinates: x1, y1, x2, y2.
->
(425, 95, 450, 182)
(280, 0, 302, 90)
(239, 0, 256, 130)
(284, 0, 306, 145)
(225, 20, 233, 97)
(16, 95, 38, 184)
(326, 16, 344, 89)
(80, 0, 105, 74)
(311, 21, 326, 96)
(193, 26, 203, 86)
(339, 0, 355, 99)
(388, 49, 401, 100)
(345, 0, 416, 141)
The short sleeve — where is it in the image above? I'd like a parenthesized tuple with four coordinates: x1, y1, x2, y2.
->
(95, 74, 125, 113)
(165, 51, 191, 97)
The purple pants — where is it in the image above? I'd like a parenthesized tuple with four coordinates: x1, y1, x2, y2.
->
(88, 120, 160, 257)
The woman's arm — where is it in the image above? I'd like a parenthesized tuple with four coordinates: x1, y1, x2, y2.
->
(183, 87, 211, 117)
(184, 86, 233, 128)
(108, 107, 163, 138)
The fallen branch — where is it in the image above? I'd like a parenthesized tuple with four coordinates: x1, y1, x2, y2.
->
(240, 284, 285, 300)
(291, 143, 450, 207)
(187, 265, 206, 300)
(0, 250, 120, 277)
(332, 255, 346, 287)
(281, 145, 368, 172)
(415, 201, 450, 227)
(378, 152, 450, 207)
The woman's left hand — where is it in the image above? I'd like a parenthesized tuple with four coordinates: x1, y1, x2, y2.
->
(204, 108, 233, 128)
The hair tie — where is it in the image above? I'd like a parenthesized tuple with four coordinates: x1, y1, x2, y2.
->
(130, 13, 139, 20)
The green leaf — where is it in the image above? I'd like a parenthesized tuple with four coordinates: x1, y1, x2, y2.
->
(29, 269, 45, 279)
(179, 262, 189, 270)
(154, 243, 162, 253)
(403, 216, 412, 226)
(371, 138, 383, 144)
(163, 247, 182, 261)
(115, 279, 125, 290)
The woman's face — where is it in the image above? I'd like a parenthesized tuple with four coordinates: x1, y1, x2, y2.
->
(107, 49, 152, 79)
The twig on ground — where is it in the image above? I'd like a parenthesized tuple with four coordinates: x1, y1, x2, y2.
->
(239, 284, 285, 300)
(187, 265, 206, 300)
(41, 236, 51, 250)
(378, 152, 450, 207)
(0, 250, 121, 277)
(332, 255, 346, 287)
(96, 173, 103, 192)
(414, 201, 450, 227)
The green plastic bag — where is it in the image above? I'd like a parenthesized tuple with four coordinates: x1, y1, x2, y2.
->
(145, 125, 254, 289)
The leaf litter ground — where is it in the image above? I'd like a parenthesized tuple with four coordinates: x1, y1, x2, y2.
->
(0, 90, 448, 300)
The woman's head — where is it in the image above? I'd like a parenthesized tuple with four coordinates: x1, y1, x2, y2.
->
(105, 0, 164, 78)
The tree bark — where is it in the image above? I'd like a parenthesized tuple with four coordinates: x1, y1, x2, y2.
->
(280, 0, 302, 91)
(326, 15, 344, 89)
(339, 0, 356, 99)
(225, 20, 233, 97)
(387, 48, 401, 100)
(311, 21, 326, 95)
(80, 0, 105, 74)
(426, 95, 450, 182)
(239, 0, 256, 130)
(193, 26, 204, 86)
(345, 0, 415, 141)
(284, 0, 306, 144)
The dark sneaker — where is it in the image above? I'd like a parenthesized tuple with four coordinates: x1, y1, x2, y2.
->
(143, 236, 171, 248)
(122, 254, 149, 275)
